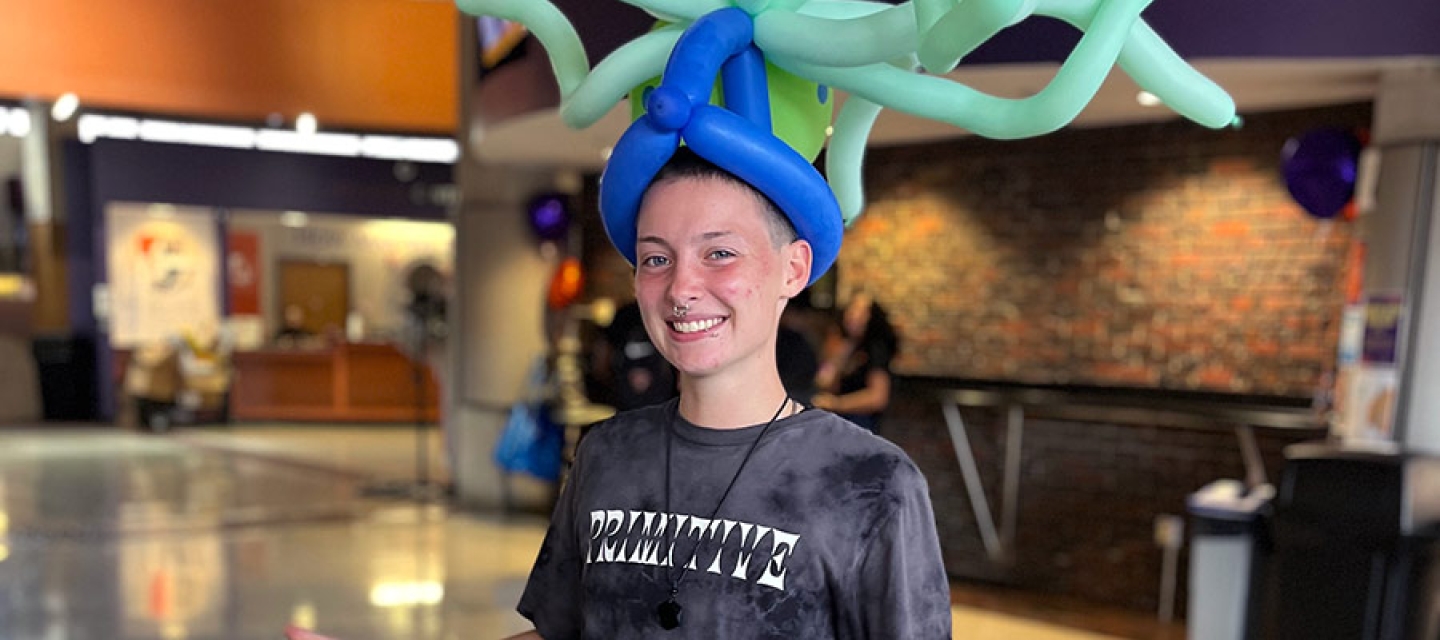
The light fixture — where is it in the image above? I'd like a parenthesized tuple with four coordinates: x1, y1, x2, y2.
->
(51, 93, 80, 122)
(361, 136, 459, 163)
(1135, 91, 1162, 107)
(4, 108, 30, 137)
(139, 120, 255, 148)
(296, 112, 318, 135)
(75, 113, 458, 163)
(257, 129, 361, 156)
(77, 115, 140, 143)
(280, 210, 309, 228)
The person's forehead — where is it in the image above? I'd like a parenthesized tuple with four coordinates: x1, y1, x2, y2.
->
(636, 177, 770, 233)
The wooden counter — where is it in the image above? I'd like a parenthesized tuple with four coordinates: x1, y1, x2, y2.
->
(231, 342, 438, 423)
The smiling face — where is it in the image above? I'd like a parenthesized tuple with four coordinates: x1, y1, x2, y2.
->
(634, 176, 812, 385)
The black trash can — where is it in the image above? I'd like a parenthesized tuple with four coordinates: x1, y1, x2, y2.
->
(1253, 442, 1440, 640)
(31, 334, 98, 421)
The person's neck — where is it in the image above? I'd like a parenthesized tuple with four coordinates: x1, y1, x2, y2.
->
(677, 370, 789, 430)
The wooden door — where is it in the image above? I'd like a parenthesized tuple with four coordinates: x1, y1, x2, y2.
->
(278, 261, 349, 337)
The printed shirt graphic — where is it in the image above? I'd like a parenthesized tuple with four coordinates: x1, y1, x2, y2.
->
(585, 510, 801, 592)
(518, 401, 952, 640)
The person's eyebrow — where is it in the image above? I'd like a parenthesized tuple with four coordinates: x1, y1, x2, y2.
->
(697, 230, 734, 241)
(637, 231, 735, 247)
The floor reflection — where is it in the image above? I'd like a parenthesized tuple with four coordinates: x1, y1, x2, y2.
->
(0, 427, 1138, 639)
(0, 429, 540, 640)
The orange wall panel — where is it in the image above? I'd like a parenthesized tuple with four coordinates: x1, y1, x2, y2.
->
(0, 0, 458, 133)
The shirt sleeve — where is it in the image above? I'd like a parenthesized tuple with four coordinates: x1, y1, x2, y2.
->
(863, 336, 895, 374)
(857, 461, 953, 639)
(516, 439, 589, 640)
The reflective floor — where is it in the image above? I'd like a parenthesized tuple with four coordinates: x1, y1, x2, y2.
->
(0, 425, 1135, 640)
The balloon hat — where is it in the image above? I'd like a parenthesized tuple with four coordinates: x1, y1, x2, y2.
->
(457, 0, 1239, 276)
(598, 8, 843, 286)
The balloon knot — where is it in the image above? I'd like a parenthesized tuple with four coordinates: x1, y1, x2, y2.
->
(646, 86, 692, 132)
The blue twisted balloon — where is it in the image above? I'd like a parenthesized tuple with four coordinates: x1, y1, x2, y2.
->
(599, 7, 844, 286)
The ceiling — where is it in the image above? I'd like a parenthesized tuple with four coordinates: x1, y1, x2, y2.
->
(470, 57, 1409, 170)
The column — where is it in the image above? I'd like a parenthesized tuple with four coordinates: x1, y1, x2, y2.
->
(1363, 63, 1440, 453)
(450, 158, 566, 510)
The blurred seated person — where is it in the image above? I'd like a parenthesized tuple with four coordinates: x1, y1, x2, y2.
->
(812, 291, 898, 434)
(599, 299, 677, 411)
(273, 304, 315, 347)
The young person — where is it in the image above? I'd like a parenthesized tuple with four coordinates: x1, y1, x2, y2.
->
(506, 149, 952, 639)
(813, 292, 899, 434)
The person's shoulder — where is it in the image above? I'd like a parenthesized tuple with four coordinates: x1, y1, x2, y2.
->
(579, 402, 670, 453)
(790, 410, 923, 479)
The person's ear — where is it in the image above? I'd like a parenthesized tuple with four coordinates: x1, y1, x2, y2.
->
(781, 239, 813, 299)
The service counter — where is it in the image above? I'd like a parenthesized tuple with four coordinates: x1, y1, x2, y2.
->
(231, 342, 438, 423)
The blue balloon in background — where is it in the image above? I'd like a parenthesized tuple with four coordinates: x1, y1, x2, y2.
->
(1282, 128, 1360, 220)
(528, 193, 571, 241)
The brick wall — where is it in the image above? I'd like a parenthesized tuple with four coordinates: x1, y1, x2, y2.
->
(846, 103, 1370, 397)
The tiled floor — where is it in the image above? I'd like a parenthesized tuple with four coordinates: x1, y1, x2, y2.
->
(0, 424, 1166, 639)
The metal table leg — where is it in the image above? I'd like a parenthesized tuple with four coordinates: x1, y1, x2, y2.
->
(1000, 404, 1024, 561)
(941, 400, 1005, 562)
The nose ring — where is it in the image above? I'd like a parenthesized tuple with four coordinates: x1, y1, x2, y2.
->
(673, 303, 689, 318)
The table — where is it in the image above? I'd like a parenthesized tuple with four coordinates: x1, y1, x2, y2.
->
(937, 385, 1325, 564)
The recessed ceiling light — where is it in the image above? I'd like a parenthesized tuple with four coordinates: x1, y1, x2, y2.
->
(51, 93, 80, 122)
(296, 112, 318, 135)
(1135, 91, 1162, 107)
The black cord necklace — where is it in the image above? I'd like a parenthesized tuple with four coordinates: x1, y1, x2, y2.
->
(657, 395, 792, 631)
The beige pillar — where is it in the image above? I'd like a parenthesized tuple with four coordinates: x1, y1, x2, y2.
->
(1360, 62, 1440, 454)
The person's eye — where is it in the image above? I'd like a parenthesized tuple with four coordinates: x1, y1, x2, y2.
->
(707, 248, 737, 260)
(639, 255, 670, 268)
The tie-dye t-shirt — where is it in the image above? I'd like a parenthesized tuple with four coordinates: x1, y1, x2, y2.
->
(517, 400, 952, 639)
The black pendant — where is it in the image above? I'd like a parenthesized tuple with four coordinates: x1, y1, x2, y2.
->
(657, 598, 683, 630)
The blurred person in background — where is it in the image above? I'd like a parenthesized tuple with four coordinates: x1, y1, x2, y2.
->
(812, 291, 898, 435)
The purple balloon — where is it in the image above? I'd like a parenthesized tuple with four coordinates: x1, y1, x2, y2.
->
(528, 193, 571, 242)
(1282, 128, 1360, 220)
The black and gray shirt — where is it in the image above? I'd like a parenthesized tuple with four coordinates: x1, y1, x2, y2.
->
(518, 400, 952, 639)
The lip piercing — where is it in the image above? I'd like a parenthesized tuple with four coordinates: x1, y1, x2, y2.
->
(673, 304, 689, 318)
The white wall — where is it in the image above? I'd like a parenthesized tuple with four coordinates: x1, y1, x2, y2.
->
(227, 210, 454, 341)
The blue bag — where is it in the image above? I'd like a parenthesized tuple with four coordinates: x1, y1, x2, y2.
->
(493, 359, 563, 482)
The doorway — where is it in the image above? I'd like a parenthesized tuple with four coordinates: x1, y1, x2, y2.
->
(278, 261, 350, 337)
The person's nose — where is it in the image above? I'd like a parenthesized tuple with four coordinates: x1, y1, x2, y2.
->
(667, 256, 703, 307)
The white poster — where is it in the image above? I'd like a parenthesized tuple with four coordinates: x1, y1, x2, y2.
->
(1336, 364, 1398, 443)
(106, 203, 221, 348)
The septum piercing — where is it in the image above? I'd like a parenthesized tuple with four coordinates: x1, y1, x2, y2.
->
(673, 303, 689, 318)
